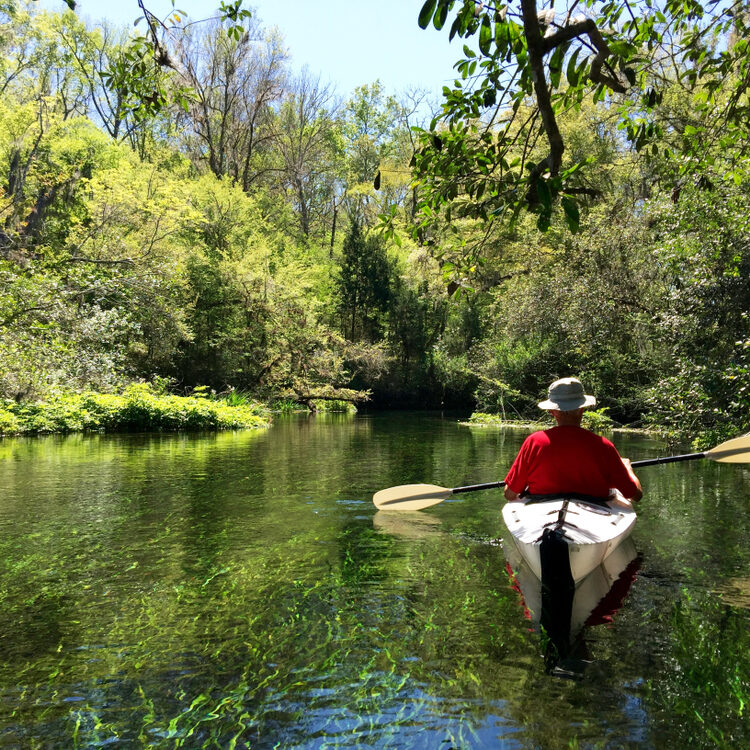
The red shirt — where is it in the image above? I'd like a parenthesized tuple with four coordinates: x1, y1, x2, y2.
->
(504, 426, 639, 498)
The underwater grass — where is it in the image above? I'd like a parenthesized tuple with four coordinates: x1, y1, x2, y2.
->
(0, 384, 270, 435)
(645, 587, 749, 749)
(0, 510, 531, 748)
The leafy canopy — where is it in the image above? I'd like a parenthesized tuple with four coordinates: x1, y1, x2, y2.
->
(412, 0, 749, 237)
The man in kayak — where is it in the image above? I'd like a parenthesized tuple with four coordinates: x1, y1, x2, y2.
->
(503, 377, 643, 503)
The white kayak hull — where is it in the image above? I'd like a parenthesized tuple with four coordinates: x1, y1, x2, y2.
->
(502, 493, 637, 584)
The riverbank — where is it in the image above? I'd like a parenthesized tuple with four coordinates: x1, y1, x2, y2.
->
(0, 384, 271, 435)
(460, 410, 653, 435)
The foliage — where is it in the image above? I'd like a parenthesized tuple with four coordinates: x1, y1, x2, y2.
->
(581, 408, 614, 433)
(310, 398, 357, 414)
(642, 183, 750, 443)
(466, 411, 504, 424)
(0, 382, 269, 434)
(412, 0, 748, 244)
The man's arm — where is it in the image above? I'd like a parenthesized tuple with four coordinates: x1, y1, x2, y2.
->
(620, 458, 643, 502)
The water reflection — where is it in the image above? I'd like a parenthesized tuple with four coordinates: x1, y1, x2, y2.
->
(373, 510, 443, 539)
(506, 538, 640, 679)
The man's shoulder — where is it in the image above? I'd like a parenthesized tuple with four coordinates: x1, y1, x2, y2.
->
(527, 429, 552, 443)
(549, 426, 616, 447)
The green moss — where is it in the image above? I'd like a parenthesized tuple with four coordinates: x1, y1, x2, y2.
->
(0, 384, 270, 435)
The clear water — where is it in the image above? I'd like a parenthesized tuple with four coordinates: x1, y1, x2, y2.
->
(0, 413, 747, 748)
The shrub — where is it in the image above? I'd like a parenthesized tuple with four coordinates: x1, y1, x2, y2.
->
(0, 385, 270, 435)
(582, 408, 615, 433)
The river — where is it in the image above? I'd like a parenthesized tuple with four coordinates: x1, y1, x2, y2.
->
(0, 412, 747, 748)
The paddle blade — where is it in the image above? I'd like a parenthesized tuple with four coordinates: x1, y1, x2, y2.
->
(705, 433, 750, 463)
(372, 483, 453, 511)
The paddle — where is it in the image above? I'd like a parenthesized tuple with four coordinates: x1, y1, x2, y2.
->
(372, 433, 750, 511)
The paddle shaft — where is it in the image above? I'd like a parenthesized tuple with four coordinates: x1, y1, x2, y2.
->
(630, 451, 706, 468)
(447, 452, 706, 495)
(453, 481, 505, 493)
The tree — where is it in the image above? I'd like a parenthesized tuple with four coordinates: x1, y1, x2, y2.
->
(411, 0, 749, 245)
(342, 82, 412, 228)
(174, 17, 287, 189)
(274, 70, 342, 240)
(0, 113, 192, 398)
(337, 222, 393, 342)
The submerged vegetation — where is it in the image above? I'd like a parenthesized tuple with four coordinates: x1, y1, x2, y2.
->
(1, 416, 747, 747)
(0, 1, 748, 441)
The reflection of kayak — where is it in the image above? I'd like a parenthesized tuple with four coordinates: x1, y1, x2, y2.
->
(507, 537, 639, 636)
(506, 536, 639, 677)
(502, 492, 636, 585)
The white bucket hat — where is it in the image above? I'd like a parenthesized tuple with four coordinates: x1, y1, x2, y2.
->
(538, 377, 597, 411)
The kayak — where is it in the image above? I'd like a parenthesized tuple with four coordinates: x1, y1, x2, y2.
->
(501, 491, 636, 585)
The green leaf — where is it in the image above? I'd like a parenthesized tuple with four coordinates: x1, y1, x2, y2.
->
(561, 196, 580, 232)
(449, 15, 462, 41)
(479, 16, 492, 56)
(418, 0, 437, 29)
(566, 49, 581, 87)
(549, 43, 567, 89)
(434, 0, 449, 30)
(536, 177, 551, 210)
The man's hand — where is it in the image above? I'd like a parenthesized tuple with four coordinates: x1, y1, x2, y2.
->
(504, 486, 521, 502)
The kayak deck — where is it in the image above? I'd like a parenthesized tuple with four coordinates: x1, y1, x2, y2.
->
(502, 493, 636, 583)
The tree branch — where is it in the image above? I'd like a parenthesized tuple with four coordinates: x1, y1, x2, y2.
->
(542, 18, 628, 94)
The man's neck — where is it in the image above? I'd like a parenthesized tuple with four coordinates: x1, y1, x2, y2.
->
(551, 408, 585, 427)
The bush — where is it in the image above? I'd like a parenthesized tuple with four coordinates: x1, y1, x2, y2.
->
(582, 408, 615, 433)
(466, 412, 505, 425)
(311, 399, 357, 413)
(0, 384, 271, 436)
(0, 406, 21, 435)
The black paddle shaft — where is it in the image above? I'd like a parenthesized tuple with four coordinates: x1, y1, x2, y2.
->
(453, 481, 506, 493)
(631, 451, 706, 468)
(449, 451, 707, 494)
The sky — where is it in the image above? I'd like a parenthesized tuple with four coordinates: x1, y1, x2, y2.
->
(40, 0, 466, 102)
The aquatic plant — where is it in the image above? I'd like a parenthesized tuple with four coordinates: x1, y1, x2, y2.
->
(645, 587, 749, 749)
